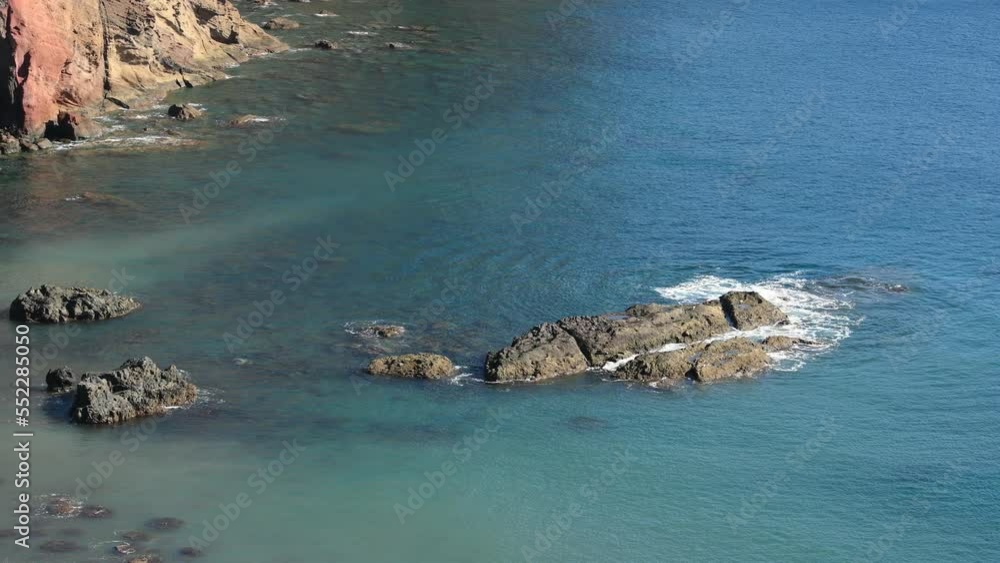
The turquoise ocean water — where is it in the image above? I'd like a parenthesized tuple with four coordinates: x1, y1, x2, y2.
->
(0, 0, 997, 561)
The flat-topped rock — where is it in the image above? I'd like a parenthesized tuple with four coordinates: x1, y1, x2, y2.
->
(690, 338, 771, 382)
(720, 291, 789, 330)
(71, 358, 197, 424)
(10, 285, 141, 323)
(485, 323, 588, 382)
(367, 353, 454, 379)
(558, 300, 731, 365)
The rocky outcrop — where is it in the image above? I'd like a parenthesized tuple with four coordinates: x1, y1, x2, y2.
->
(9, 285, 141, 323)
(358, 324, 406, 338)
(46, 366, 77, 392)
(487, 291, 792, 383)
(0, 0, 286, 140)
(167, 103, 202, 120)
(262, 17, 299, 30)
(71, 357, 197, 424)
(367, 353, 453, 379)
(719, 291, 788, 330)
(485, 322, 588, 382)
(44, 111, 103, 140)
(614, 337, 771, 383)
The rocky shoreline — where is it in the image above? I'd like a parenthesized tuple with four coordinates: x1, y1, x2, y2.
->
(0, 0, 286, 154)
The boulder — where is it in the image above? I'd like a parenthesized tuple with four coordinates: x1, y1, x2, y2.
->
(485, 323, 589, 382)
(761, 335, 815, 352)
(614, 347, 696, 382)
(558, 301, 731, 365)
(71, 358, 197, 424)
(10, 285, 142, 323)
(367, 353, 453, 379)
(167, 104, 203, 121)
(690, 338, 771, 382)
(46, 367, 77, 393)
(0, 132, 21, 154)
(358, 324, 405, 338)
(719, 291, 788, 330)
(263, 17, 300, 30)
(44, 112, 102, 141)
(314, 39, 338, 50)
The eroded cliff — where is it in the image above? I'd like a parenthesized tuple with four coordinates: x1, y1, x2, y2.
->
(0, 0, 285, 138)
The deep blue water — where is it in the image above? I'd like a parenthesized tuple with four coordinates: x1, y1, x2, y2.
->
(0, 0, 997, 561)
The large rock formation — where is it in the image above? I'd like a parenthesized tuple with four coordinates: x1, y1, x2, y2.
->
(10, 285, 141, 323)
(71, 357, 197, 424)
(486, 292, 793, 383)
(0, 0, 286, 138)
(485, 322, 589, 383)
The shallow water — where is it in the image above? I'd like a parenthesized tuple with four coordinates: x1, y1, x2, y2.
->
(0, 0, 998, 561)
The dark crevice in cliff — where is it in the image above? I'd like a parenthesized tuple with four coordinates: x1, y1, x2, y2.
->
(98, 0, 113, 99)
(0, 4, 25, 132)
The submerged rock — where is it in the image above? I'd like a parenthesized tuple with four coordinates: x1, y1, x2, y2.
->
(145, 517, 185, 531)
(10, 285, 142, 323)
(80, 504, 113, 518)
(179, 546, 204, 557)
(71, 358, 197, 424)
(719, 291, 789, 330)
(39, 539, 81, 553)
(367, 353, 453, 379)
(167, 104, 203, 121)
(115, 542, 137, 555)
(314, 39, 339, 50)
(485, 322, 588, 382)
(121, 530, 152, 542)
(226, 114, 260, 127)
(46, 367, 77, 393)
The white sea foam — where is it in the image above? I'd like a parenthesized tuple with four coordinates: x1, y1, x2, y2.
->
(600, 343, 688, 371)
(653, 273, 858, 371)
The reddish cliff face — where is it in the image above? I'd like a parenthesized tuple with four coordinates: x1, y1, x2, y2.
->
(0, 0, 285, 136)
